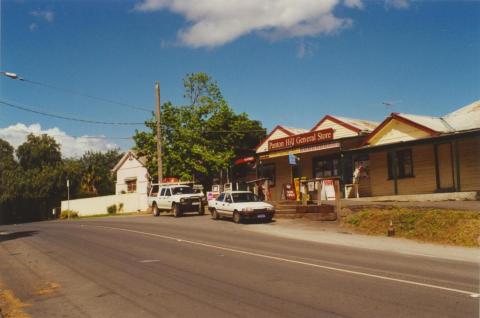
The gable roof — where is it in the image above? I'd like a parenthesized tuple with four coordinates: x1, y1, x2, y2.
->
(111, 150, 147, 172)
(363, 100, 480, 146)
(395, 113, 454, 133)
(363, 113, 439, 145)
(443, 100, 480, 131)
(311, 115, 379, 133)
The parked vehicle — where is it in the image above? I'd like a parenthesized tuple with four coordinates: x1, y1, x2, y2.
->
(208, 191, 275, 223)
(148, 184, 205, 217)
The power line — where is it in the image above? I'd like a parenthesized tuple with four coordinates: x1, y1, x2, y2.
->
(1, 72, 152, 113)
(0, 99, 145, 126)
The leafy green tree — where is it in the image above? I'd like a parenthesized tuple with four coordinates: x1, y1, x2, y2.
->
(133, 72, 265, 187)
(4, 134, 65, 222)
(16, 133, 62, 169)
(78, 150, 122, 196)
(0, 139, 20, 224)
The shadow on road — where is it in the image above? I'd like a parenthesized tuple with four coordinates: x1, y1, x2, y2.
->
(0, 230, 39, 243)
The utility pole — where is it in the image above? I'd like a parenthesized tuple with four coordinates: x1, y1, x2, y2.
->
(155, 82, 163, 183)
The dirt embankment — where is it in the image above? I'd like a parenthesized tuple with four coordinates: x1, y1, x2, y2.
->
(341, 206, 480, 247)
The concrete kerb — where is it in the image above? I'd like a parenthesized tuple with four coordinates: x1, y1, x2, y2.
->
(243, 219, 480, 263)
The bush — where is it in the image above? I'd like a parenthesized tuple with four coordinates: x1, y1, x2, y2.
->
(60, 210, 79, 219)
(107, 204, 117, 215)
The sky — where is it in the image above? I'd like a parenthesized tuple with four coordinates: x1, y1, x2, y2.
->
(1, 0, 479, 157)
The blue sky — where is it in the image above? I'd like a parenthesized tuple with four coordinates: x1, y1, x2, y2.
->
(1, 0, 479, 156)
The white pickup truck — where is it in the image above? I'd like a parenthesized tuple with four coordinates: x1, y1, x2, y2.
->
(148, 184, 205, 217)
(208, 191, 275, 223)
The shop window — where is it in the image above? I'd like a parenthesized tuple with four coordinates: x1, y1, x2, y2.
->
(125, 179, 137, 193)
(313, 156, 340, 178)
(260, 163, 276, 187)
(388, 149, 414, 179)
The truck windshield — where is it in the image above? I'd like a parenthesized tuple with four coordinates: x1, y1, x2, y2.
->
(171, 186, 194, 195)
(231, 192, 259, 203)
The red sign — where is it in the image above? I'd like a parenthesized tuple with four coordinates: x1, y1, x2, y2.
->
(268, 129, 334, 151)
(234, 156, 256, 165)
(162, 177, 179, 183)
(283, 183, 297, 201)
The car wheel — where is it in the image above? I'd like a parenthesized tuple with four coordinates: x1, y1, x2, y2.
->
(172, 204, 182, 218)
(265, 216, 273, 223)
(212, 209, 220, 220)
(152, 203, 160, 217)
(233, 211, 242, 224)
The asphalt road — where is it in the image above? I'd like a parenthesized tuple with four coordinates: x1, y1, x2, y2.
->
(0, 214, 478, 318)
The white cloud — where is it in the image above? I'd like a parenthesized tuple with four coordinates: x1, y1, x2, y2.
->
(385, 0, 409, 10)
(0, 123, 119, 158)
(296, 40, 314, 59)
(344, 0, 363, 9)
(30, 10, 55, 22)
(134, 0, 355, 48)
(29, 23, 38, 31)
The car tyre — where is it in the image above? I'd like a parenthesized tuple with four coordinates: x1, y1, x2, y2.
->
(172, 204, 182, 218)
(233, 211, 242, 224)
(152, 203, 160, 217)
(212, 209, 220, 220)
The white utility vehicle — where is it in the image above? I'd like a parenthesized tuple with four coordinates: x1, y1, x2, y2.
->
(208, 191, 275, 223)
(148, 184, 205, 217)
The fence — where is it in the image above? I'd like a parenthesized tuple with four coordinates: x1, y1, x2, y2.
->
(61, 193, 148, 217)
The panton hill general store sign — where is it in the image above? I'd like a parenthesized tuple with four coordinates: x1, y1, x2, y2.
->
(268, 128, 334, 151)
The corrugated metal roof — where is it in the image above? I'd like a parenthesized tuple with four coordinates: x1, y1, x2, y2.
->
(332, 116, 379, 132)
(396, 113, 454, 133)
(443, 100, 480, 131)
(281, 125, 308, 135)
(394, 100, 480, 133)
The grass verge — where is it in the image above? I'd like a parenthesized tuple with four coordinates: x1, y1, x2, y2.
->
(342, 207, 480, 247)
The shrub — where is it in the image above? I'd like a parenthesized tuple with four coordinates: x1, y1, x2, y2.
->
(118, 203, 124, 212)
(60, 210, 79, 219)
(107, 204, 117, 215)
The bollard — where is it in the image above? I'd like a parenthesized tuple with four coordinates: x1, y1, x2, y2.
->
(387, 219, 395, 237)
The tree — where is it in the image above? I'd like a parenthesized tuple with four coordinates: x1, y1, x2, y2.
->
(2, 134, 65, 222)
(0, 139, 20, 224)
(16, 134, 62, 169)
(133, 72, 265, 188)
(78, 150, 122, 196)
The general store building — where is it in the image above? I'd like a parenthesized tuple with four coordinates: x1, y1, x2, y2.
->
(255, 116, 379, 201)
(350, 100, 480, 196)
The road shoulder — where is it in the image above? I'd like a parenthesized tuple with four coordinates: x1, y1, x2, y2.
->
(244, 219, 480, 263)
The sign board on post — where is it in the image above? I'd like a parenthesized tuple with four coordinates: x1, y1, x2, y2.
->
(283, 183, 297, 201)
(321, 179, 336, 201)
(288, 154, 297, 165)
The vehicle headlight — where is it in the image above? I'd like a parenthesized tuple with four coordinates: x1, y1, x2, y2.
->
(242, 208, 254, 212)
(180, 198, 185, 203)
(266, 207, 274, 211)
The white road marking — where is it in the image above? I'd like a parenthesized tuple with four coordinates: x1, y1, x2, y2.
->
(139, 259, 161, 263)
(87, 224, 478, 298)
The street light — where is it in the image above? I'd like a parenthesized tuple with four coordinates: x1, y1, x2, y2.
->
(1, 71, 24, 81)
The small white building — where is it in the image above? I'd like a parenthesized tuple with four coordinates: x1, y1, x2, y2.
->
(112, 151, 151, 195)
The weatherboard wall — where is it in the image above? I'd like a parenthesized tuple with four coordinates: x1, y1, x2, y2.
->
(458, 137, 480, 191)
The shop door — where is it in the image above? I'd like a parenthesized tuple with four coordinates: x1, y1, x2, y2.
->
(436, 143, 454, 191)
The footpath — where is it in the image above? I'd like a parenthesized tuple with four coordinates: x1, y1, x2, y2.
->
(244, 219, 480, 263)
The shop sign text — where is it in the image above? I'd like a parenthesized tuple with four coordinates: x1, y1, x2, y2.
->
(268, 129, 334, 151)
